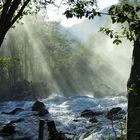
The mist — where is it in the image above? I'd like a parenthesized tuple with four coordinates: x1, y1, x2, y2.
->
(65, 15, 133, 96)
(0, 14, 132, 100)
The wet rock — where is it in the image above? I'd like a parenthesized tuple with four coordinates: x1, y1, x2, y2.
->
(86, 123, 97, 129)
(32, 101, 45, 111)
(47, 121, 70, 140)
(10, 118, 24, 124)
(1, 108, 24, 115)
(49, 132, 70, 140)
(10, 137, 32, 140)
(80, 109, 103, 118)
(73, 119, 80, 122)
(32, 100, 49, 116)
(82, 130, 95, 139)
(107, 107, 125, 120)
(38, 108, 49, 116)
(89, 117, 98, 123)
(0, 123, 15, 136)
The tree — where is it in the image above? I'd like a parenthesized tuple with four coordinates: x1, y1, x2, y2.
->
(0, 0, 54, 47)
(0, 0, 32, 46)
(64, 0, 140, 139)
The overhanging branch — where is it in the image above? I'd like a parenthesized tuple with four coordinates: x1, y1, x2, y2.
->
(5, 0, 31, 36)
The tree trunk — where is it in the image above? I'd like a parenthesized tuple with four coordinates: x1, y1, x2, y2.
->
(0, 34, 5, 47)
(127, 36, 140, 140)
(0, 0, 31, 47)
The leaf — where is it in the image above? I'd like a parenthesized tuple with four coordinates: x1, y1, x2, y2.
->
(128, 87, 135, 94)
(113, 39, 122, 45)
(136, 6, 140, 12)
(110, 34, 113, 38)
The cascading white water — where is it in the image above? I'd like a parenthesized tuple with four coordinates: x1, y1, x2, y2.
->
(0, 2, 134, 140)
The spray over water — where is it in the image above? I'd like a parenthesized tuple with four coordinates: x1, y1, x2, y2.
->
(0, 14, 132, 99)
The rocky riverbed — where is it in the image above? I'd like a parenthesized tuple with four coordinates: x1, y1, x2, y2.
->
(0, 94, 127, 140)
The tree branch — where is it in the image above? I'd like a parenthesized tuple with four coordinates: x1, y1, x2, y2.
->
(5, 0, 22, 24)
(5, 0, 31, 34)
(0, 0, 12, 35)
(99, 12, 140, 22)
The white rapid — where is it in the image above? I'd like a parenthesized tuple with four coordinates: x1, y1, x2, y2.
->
(0, 94, 127, 140)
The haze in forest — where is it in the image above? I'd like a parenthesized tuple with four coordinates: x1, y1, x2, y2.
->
(0, 2, 133, 100)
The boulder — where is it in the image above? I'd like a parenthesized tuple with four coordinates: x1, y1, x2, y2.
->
(0, 123, 15, 136)
(80, 109, 103, 118)
(47, 121, 70, 140)
(1, 108, 24, 115)
(10, 118, 24, 124)
(48, 132, 70, 140)
(38, 108, 49, 116)
(73, 119, 80, 122)
(89, 117, 98, 123)
(32, 101, 45, 111)
(32, 101, 49, 116)
(107, 107, 125, 120)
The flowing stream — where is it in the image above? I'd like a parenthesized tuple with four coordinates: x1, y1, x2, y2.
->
(0, 10, 133, 140)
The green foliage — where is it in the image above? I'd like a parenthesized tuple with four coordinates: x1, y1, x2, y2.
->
(127, 74, 140, 95)
(65, 1, 140, 45)
(0, 0, 57, 46)
(105, 122, 126, 140)
(128, 87, 135, 94)
(2, 15, 117, 96)
(119, 122, 126, 139)
(0, 56, 21, 97)
(99, 27, 122, 45)
(64, 0, 99, 19)
(105, 129, 111, 140)
(0, 17, 97, 95)
(116, 136, 126, 140)
(108, 4, 140, 42)
(0, 57, 19, 67)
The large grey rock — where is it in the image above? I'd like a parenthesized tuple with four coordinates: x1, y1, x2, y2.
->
(80, 109, 103, 118)
(0, 123, 15, 136)
(89, 117, 98, 123)
(38, 108, 49, 116)
(47, 121, 69, 140)
(107, 107, 125, 120)
(32, 101, 45, 111)
(1, 108, 24, 115)
(32, 100, 49, 116)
